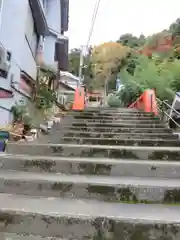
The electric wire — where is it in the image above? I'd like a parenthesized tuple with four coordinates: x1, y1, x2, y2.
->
(86, 0, 101, 49)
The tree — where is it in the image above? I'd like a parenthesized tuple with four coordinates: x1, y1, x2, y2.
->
(68, 48, 81, 76)
(118, 55, 180, 107)
(91, 42, 128, 89)
(68, 48, 94, 89)
(118, 34, 146, 48)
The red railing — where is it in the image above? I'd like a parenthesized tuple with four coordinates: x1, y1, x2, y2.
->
(128, 89, 158, 115)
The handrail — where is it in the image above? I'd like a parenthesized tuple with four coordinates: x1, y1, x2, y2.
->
(156, 97, 180, 128)
(129, 89, 158, 115)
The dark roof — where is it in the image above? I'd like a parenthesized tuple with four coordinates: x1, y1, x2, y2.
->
(29, 0, 49, 36)
(59, 81, 75, 91)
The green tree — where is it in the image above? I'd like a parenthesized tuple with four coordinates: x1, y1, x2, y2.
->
(117, 34, 146, 48)
(118, 55, 179, 106)
(68, 48, 81, 76)
(68, 48, 94, 89)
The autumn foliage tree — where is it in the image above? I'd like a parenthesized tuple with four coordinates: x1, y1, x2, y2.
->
(91, 42, 128, 89)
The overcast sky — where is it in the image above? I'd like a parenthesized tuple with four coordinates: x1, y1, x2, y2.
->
(67, 0, 180, 49)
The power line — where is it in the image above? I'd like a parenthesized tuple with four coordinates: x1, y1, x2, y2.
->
(86, 0, 101, 49)
(79, 0, 101, 81)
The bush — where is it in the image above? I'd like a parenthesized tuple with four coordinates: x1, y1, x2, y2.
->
(107, 94, 122, 107)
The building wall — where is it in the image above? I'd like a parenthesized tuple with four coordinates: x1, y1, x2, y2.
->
(0, 0, 37, 80)
(45, 0, 61, 33)
(42, 0, 61, 69)
(57, 84, 74, 105)
(0, 0, 40, 126)
(43, 34, 57, 68)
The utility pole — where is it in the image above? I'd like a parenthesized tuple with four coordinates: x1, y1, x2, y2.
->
(79, 45, 84, 84)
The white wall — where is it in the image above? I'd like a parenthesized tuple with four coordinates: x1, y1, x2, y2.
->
(46, 0, 61, 33)
(0, 108, 11, 127)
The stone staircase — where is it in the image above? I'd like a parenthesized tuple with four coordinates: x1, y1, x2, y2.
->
(0, 107, 180, 239)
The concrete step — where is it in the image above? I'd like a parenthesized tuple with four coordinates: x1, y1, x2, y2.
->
(6, 143, 180, 160)
(71, 122, 165, 128)
(72, 119, 162, 124)
(1, 170, 180, 203)
(2, 154, 180, 178)
(62, 136, 180, 146)
(0, 233, 63, 240)
(0, 194, 179, 239)
(64, 126, 172, 133)
(72, 108, 139, 112)
(64, 131, 178, 139)
(73, 115, 158, 120)
(69, 111, 155, 117)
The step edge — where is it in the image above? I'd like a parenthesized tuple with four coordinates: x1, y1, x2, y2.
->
(1, 170, 180, 187)
(0, 193, 179, 224)
(2, 154, 180, 165)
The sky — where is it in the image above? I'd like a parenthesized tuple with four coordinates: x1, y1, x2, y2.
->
(67, 0, 180, 50)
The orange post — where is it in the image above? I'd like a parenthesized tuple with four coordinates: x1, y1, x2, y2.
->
(72, 87, 85, 110)
(128, 89, 158, 115)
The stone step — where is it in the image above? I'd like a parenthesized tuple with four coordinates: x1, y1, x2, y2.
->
(72, 108, 139, 112)
(71, 122, 165, 128)
(6, 143, 180, 160)
(1, 170, 180, 203)
(64, 131, 178, 139)
(0, 194, 179, 239)
(62, 136, 180, 146)
(2, 154, 180, 178)
(69, 111, 155, 117)
(64, 126, 172, 133)
(72, 119, 162, 124)
(0, 233, 63, 240)
(73, 115, 158, 120)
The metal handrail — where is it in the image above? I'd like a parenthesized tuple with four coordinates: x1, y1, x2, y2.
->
(156, 97, 180, 128)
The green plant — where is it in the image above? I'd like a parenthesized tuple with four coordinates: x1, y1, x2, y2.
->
(11, 104, 32, 127)
(107, 94, 122, 107)
(11, 104, 25, 123)
(118, 55, 180, 106)
(36, 82, 57, 110)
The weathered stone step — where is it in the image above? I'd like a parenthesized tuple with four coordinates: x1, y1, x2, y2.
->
(72, 119, 161, 124)
(62, 136, 180, 146)
(72, 108, 139, 112)
(0, 233, 63, 240)
(73, 115, 158, 120)
(0, 194, 179, 239)
(71, 122, 165, 128)
(6, 143, 180, 160)
(2, 154, 180, 178)
(69, 111, 155, 117)
(1, 170, 180, 203)
(64, 131, 178, 139)
(64, 126, 172, 133)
